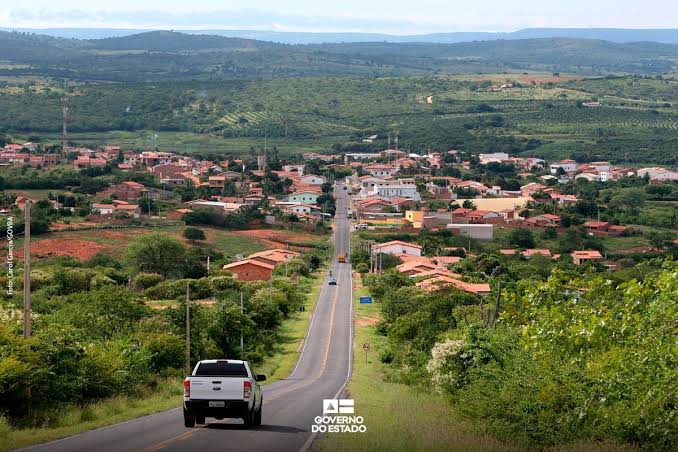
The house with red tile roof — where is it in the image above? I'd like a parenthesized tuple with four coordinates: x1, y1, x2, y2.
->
(430, 256, 461, 266)
(222, 259, 275, 281)
(74, 156, 107, 169)
(571, 250, 603, 265)
(582, 221, 627, 236)
(416, 276, 491, 294)
(167, 208, 193, 220)
(372, 240, 422, 256)
(525, 214, 561, 227)
(247, 249, 301, 267)
(522, 249, 552, 258)
(396, 261, 439, 276)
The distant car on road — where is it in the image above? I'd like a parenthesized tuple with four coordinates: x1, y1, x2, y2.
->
(328, 276, 337, 285)
(337, 253, 347, 263)
(183, 359, 265, 428)
(356, 223, 369, 230)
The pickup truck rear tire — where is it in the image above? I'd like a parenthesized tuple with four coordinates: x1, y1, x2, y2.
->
(183, 409, 196, 428)
(243, 410, 254, 428)
(254, 407, 262, 426)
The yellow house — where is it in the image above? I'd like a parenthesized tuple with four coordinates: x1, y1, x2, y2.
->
(405, 210, 425, 228)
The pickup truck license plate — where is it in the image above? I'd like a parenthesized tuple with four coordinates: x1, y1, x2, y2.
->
(208, 401, 225, 407)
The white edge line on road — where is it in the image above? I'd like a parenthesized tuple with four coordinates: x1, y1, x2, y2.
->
(14, 408, 182, 451)
(299, 217, 353, 452)
(290, 239, 334, 378)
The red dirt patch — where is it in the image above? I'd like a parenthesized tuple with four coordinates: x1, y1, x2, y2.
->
(356, 317, 380, 327)
(19, 239, 106, 261)
(230, 229, 322, 249)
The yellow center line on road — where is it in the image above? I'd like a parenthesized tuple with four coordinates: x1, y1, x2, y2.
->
(317, 270, 341, 379)
(140, 269, 345, 452)
(140, 428, 201, 452)
(142, 204, 351, 452)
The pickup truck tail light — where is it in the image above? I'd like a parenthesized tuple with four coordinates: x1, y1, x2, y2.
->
(183, 379, 190, 398)
(243, 380, 252, 400)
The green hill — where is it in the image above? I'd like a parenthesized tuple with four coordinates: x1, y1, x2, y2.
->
(0, 31, 676, 82)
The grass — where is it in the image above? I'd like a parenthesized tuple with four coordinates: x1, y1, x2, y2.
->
(0, 250, 331, 450)
(256, 268, 327, 383)
(0, 378, 183, 452)
(319, 274, 518, 452)
(208, 230, 266, 258)
(28, 130, 344, 156)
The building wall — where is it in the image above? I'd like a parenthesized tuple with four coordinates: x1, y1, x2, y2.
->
(446, 224, 494, 240)
(289, 193, 319, 203)
(229, 263, 273, 281)
(373, 244, 422, 256)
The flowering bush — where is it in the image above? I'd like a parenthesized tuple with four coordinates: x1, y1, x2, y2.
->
(426, 339, 465, 393)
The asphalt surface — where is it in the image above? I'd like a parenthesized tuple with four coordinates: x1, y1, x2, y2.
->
(21, 185, 354, 452)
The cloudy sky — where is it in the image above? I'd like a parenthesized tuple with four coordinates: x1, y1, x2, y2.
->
(1, 0, 676, 33)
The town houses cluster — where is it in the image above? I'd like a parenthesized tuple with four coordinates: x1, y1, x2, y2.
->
(2, 140, 676, 294)
(2, 144, 335, 223)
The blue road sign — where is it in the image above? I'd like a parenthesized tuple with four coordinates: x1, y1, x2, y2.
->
(359, 296, 373, 304)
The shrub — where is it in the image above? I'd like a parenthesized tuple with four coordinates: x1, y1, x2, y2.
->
(355, 262, 369, 274)
(90, 274, 117, 289)
(183, 227, 206, 242)
(133, 273, 164, 290)
(143, 333, 184, 372)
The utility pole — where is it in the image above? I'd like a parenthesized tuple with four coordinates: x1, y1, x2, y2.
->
(23, 200, 31, 339)
(494, 281, 501, 323)
(185, 282, 190, 374)
(269, 272, 273, 303)
(61, 96, 69, 157)
(206, 255, 210, 272)
(240, 291, 244, 352)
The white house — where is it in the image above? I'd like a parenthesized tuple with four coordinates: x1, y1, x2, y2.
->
(486, 186, 502, 196)
(286, 204, 313, 215)
(288, 191, 320, 204)
(479, 152, 510, 164)
(550, 159, 578, 174)
(282, 164, 305, 174)
(372, 184, 421, 201)
(300, 174, 325, 185)
(575, 173, 599, 182)
(371, 240, 422, 256)
(92, 203, 114, 215)
(363, 164, 398, 178)
(636, 167, 678, 181)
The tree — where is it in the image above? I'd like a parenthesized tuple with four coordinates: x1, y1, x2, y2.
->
(508, 228, 536, 248)
(609, 188, 647, 212)
(542, 227, 558, 240)
(183, 227, 206, 243)
(462, 199, 476, 209)
(124, 233, 187, 278)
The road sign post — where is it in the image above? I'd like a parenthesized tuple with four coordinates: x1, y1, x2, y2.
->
(362, 343, 370, 363)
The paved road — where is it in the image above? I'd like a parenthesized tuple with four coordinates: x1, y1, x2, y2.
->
(21, 185, 353, 452)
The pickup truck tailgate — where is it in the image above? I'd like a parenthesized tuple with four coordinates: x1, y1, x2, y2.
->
(188, 377, 244, 400)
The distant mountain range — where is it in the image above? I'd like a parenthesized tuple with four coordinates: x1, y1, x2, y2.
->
(0, 30, 676, 82)
(2, 27, 678, 45)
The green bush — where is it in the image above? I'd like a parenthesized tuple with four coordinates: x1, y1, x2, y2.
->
(143, 333, 184, 372)
(133, 273, 164, 290)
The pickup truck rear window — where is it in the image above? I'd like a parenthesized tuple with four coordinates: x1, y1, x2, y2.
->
(194, 362, 248, 377)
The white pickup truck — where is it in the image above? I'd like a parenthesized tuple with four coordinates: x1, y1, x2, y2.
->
(183, 359, 266, 428)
